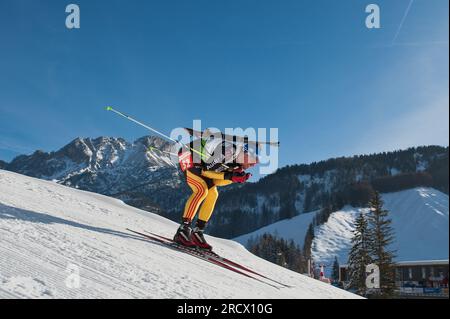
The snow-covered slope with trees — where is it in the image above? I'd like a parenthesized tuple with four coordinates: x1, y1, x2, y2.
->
(312, 188, 449, 266)
(212, 146, 448, 238)
(234, 211, 318, 249)
(0, 170, 359, 299)
(235, 188, 449, 268)
(3, 143, 448, 241)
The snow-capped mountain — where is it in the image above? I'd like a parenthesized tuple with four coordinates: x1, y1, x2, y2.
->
(0, 169, 360, 299)
(235, 187, 449, 267)
(4, 136, 185, 212)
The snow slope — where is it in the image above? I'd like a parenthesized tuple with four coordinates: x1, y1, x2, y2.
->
(234, 211, 318, 248)
(312, 188, 449, 266)
(235, 188, 449, 268)
(0, 170, 358, 299)
(311, 207, 368, 267)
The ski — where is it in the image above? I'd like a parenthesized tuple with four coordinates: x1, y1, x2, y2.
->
(144, 230, 292, 288)
(126, 229, 282, 289)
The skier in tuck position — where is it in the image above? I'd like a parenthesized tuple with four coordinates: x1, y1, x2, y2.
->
(174, 133, 258, 250)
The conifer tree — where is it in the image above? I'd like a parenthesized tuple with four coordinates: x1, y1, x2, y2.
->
(347, 212, 372, 296)
(332, 256, 340, 283)
(303, 223, 315, 261)
(366, 191, 396, 298)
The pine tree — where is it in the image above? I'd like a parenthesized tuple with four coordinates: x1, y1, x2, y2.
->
(332, 256, 340, 283)
(347, 212, 372, 296)
(303, 223, 315, 261)
(366, 191, 396, 298)
(248, 234, 307, 273)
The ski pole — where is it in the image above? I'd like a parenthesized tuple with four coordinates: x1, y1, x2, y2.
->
(105, 106, 204, 158)
(106, 106, 181, 144)
(105, 106, 230, 169)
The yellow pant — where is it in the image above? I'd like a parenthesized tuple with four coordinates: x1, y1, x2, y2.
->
(183, 170, 232, 223)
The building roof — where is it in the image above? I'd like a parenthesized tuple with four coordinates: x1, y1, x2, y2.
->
(340, 260, 449, 268)
(394, 260, 449, 267)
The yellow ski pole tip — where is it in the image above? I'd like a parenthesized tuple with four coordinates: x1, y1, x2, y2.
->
(105, 106, 113, 111)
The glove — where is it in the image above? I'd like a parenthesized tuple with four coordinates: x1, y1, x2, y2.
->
(226, 171, 252, 183)
(233, 167, 244, 173)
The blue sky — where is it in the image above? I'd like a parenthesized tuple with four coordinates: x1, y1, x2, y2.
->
(0, 0, 448, 175)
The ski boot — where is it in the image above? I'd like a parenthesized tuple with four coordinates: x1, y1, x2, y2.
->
(173, 220, 197, 248)
(191, 220, 212, 251)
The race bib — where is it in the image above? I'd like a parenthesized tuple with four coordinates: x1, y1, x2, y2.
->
(178, 151, 194, 171)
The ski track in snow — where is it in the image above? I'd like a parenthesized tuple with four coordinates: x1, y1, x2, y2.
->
(0, 170, 359, 299)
